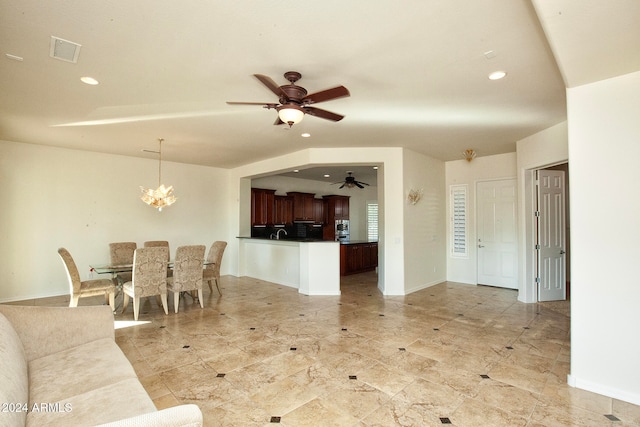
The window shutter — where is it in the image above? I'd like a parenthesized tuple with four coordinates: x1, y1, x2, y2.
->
(451, 186, 467, 257)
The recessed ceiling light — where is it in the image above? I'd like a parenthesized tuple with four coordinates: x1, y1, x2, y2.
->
(373, 166, 378, 170)
(488, 71, 507, 80)
(293, 169, 299, 173)
(301, 133, 311, 138)
(324, 174, 330, 178)
(80, 76, 99, 85)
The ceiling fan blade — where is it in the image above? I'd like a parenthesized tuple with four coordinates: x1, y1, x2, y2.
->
(254, 74, 287, 98)
(357, 181, 370, 186)
(355, 182, 364, 189)
(303, 106, 344, 122)
(226, 102, 279, 108)
(303, 86, 350, 104)
(273, 116, 284, 125)
(339, 183, 345, 189)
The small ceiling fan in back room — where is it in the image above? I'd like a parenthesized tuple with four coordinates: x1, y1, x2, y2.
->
(332, 172, 370, 189)
(227, 71, 350, 127)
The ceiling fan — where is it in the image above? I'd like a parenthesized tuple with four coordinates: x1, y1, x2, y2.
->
(332, 172, 370, 189)
(227, 71, 350, 127)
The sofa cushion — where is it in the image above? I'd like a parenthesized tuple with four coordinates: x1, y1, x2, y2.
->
(28, 337, 139, 404)
(0, 312, 29, 427)
(26, 378, 157, 426)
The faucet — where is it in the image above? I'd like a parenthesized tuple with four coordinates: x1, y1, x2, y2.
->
(276, 229, 288, 240)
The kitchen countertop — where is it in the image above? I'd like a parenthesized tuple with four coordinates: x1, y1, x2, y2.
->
(339, 240, 378, 245)
(237, 236, 331, 243)
(237, 237, 377, 245)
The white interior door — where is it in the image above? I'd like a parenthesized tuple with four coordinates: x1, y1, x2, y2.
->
(537, 170, 566, 301)
(477, 179, 518, 289)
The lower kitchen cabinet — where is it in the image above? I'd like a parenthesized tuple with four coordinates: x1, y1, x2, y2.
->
(340, 242, 378, 275)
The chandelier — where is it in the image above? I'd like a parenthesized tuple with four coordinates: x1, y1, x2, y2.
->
(140, 138, 176, 211)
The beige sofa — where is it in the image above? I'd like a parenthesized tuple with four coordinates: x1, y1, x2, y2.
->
(0, 305, 202, 426)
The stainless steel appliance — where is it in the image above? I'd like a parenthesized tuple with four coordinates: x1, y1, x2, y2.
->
(335, 219, 350, 241)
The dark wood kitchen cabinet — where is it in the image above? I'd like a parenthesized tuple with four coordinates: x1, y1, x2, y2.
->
(251, 188, 275, 226)
(288, 192, 315, 221)
(340, 242, 378, 275)
(322, 195, 350, 240)
(274, 195, 293, 225)
(313, 198, 325, 224)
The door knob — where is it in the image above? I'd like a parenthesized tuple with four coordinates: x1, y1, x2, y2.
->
(478, 244, 485, 248)
(560, 250, 566, 255)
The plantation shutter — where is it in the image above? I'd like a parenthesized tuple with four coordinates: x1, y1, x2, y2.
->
(367, 201, 378, 241)
(451, 185, 468, 257)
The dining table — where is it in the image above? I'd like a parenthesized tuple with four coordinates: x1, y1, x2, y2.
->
(90, 260, 214, 276)
(90, 260, 215, 311)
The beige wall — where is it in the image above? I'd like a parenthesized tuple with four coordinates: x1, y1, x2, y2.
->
(567, 71, 640, 404)
(403, 149, 447, 292)
(0, 140, 230, 302)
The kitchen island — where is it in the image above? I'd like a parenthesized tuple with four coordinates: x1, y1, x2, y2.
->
(340, 240, 379, 276)
(238, 237, 340, 296)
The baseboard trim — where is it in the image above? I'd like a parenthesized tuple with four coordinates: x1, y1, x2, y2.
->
(404, 279, 444, 295)
(568, 374, 640, 406)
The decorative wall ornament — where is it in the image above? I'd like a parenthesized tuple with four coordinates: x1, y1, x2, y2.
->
(407, 188, 423, 205)
(140, 138, 176, 211)
(463, 149, 477, 162)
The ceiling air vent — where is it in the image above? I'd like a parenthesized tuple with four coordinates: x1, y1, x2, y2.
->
(49, 36, 81, 63)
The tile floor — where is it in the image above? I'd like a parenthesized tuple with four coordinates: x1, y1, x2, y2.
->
(12, 272, 640, 426)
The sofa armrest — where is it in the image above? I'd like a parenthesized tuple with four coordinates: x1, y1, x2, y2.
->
(0, 305, 114, 362)
(95, 404, 203, 427)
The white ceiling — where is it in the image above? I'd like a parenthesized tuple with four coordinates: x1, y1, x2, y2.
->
(1, 1, 637, 170)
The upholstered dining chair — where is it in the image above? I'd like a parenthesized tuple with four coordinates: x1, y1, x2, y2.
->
(144, 240, 171, 277)
(143, 241, 170, 260)
(122, 247, 169, 321)
(58, 248, 116, 311)
(108, 241, 136, 284)
(203, 241, 227, 295)
(167, 245, 206, 313)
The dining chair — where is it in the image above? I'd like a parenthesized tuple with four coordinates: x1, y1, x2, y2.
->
(108, 241, 136, 284)
(122, 247, 169, 321)
(143, 241, 170, 260)
(144, 240, 171, 277)
(203, 241, 227, 295)
(58, 248, 116, 311)
(167, 245, 206, 313)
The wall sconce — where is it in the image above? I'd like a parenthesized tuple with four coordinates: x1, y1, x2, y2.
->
(408, 188, 423, 205)
(463, 149, 476, 162)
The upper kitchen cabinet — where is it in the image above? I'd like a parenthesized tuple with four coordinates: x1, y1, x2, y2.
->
(288, 192, 316, 221)
(323, 195, 350, 220)
(322, 195, 350, 240)
(274, 195, 293, 225)
(251, 188, 276, 226)
(313, 198, 325, 224)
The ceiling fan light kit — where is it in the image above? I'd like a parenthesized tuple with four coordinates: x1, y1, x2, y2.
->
(227, 71, 349, 128)
(277, 104, 305, 126)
